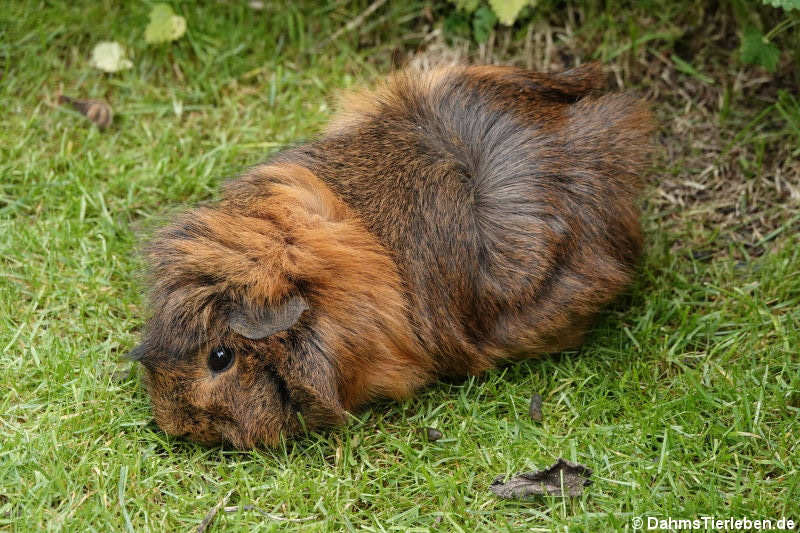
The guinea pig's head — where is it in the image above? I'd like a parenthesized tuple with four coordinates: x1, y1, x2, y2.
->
(129, 209, 347, 448)
(129, 165, 425, 448)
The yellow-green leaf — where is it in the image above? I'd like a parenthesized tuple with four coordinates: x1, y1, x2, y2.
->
(449, 0, 480, 13)
(762, 0, 800, 10)
(144, 4, 187, 44)
(89, 41, 133, 73)
(488, 0, 529, 26)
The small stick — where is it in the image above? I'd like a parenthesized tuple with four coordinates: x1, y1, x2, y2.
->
(197, 489, 233, 533)
(314, 0, 388, 51)
(222, 505, 313, 522)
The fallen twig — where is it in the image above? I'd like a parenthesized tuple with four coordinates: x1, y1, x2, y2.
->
(197, 489, 234, 533)
(223, 505, 314, 522)
(314, 0, 388, 51)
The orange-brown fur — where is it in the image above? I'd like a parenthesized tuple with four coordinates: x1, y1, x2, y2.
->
(130, 63, 654, 448)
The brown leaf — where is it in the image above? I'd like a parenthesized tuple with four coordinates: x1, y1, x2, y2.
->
(490, 458, 592, 499)
(423, 427, 443, 441)
(58, 95, 113, 129)
(528, 392, 543, 422)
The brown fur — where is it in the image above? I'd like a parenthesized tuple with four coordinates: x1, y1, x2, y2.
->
(130, 63, 654, 448)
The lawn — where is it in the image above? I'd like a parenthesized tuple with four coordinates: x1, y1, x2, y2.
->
(1, 1, 798, 531)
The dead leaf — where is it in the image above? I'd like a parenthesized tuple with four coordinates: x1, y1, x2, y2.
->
(58, 96, 113, 129)
(490, 458, 592, 499)
(423, 427, 443, 441)
(528, 392, 543, 422)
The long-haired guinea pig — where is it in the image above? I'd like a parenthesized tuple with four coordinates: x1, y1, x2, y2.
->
(128, 63, 653, 449)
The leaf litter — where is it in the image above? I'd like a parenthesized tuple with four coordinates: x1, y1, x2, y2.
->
(58, 96, 113, 129)
(490, 458, 593, 499)
(528, 392, 543, 422)
(424, 427, 443, 441)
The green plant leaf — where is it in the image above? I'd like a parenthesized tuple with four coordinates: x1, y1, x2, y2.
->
(739, 26, 780, 72)
(472, 5, 497, 43)
(449, 0, 480, 13)
(671, 54, 715, 84)
(89, 41, 133, 72)
(775, 90, 800, 140)
(761, 0, 800, 10)
(444, 11, 472, 40)
(488, 0, 529, 25)
(144, 3, 187, 44)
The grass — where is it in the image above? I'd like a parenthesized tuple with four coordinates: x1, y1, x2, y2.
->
(1, 0, 799, 530)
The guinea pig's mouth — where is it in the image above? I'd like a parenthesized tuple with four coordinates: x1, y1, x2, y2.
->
(146, 368, 333, 449)
(163, 400, 303, 450)
(217, 383, 305, 449)
(212, 418, 255, 449)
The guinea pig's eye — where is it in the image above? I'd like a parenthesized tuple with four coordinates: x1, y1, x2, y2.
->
(208, 346, 234, 373)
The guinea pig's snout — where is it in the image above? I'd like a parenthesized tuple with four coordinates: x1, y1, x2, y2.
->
(151, 403, 225, 446)
(164, 419, 224, 446)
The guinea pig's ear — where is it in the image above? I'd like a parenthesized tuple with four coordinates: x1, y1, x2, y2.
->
(227, 295, 308, 340)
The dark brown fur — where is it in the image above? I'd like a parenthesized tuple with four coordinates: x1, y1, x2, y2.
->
(131, 63, 654, 448)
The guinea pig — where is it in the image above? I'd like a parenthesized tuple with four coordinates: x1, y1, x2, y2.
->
(128, 62, 653, 449)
